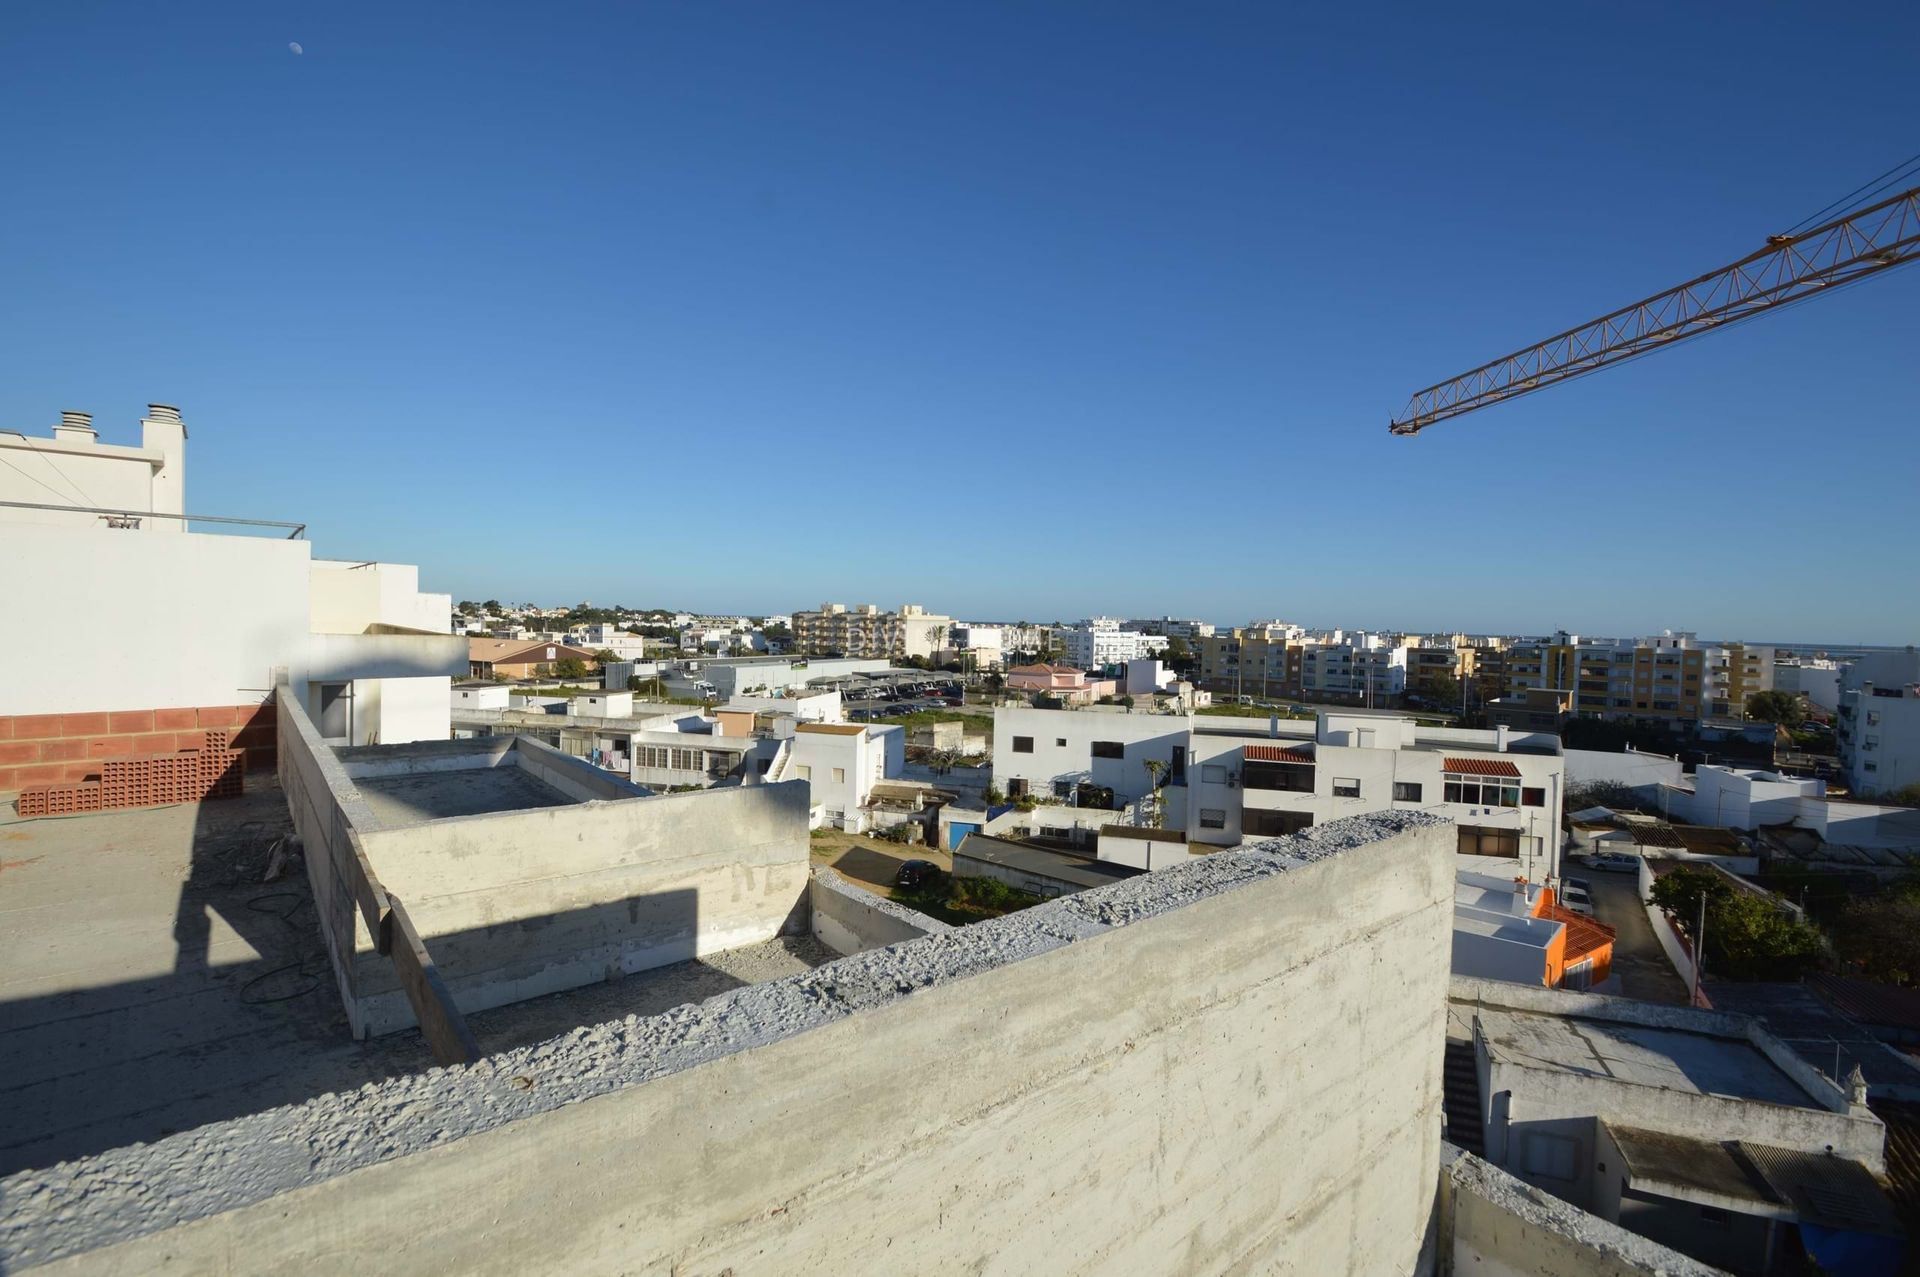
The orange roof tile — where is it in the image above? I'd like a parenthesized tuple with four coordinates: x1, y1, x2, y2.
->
(1245, 744, 1314, 764)
(1443, 756, 1522, 777)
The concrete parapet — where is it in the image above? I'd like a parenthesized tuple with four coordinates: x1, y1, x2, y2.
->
(2, 812, 1456, 1274)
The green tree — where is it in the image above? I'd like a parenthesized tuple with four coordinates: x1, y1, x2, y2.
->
(1744, 690, 1807, 729)
(1836, 883, 1920, 986)
(1163, 636, 1194, 670)
(592, 649, 620, 664)
(1651, 866, 1823, 981)
(1426, 672, 1461, 707)
(553, 656, 589, 679)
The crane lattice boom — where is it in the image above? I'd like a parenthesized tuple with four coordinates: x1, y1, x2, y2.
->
(1390, 183, 1920, 435)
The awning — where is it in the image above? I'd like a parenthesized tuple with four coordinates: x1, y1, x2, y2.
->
(1442, 757, 1522, 778)
(1605, 1122, 1903, 1238)
(1244, 744, 1313, 764)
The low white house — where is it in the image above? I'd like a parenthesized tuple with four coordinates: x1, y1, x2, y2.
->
(788, 722, 905, 832)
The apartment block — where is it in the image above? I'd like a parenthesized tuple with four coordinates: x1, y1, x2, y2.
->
(1836, 649, 1920, 797)
(791, 602, 950, 660)
(1197, 623, 1305, 699)
(1506, 631, 1710, 725)
(1060, 619, 1165, 670)
(992, 705, 1565, 877)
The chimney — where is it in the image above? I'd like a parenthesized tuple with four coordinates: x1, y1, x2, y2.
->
(1495, 724, 1511, 752)
(145, 403, 183, 427)
(53, 410, 96, 443)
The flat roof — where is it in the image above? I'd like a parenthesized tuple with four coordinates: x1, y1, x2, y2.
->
(355, 768, 574, 824)
(795, 723, 866, 736)
(952, 835, 1143, 890)
(1476, 1005, 1821, 1108)
(0, 784, 835, 1179)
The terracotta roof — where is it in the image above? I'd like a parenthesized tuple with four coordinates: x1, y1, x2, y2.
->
(467, 637, 598, 664)
(1244, 744, 1314, 764)
(1442, 757, 1522, 777)
(1807, 973, 1920, 1033)
(1540, 900, 1615, 962)
(795, 723, 866, 736)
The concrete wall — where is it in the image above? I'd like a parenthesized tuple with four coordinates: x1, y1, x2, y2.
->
(352, 780, 812, 1030)
(0, 812, 1458, 1275)
(807, 867, 951, 955)
(1436, 1145, 1720, 1277)
(1563, 748, 1683, 800)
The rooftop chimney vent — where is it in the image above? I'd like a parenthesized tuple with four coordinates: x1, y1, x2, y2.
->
(53, 410, 97, 442)
(146, 404, 182, 423)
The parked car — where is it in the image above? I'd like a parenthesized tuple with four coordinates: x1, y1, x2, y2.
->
(1559, 878, 1594, 917)
(894, 859, 940, 889)
(1579, 851, 1640, 874)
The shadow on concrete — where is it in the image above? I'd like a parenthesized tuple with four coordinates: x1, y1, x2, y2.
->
(0, 783, 816, 1177)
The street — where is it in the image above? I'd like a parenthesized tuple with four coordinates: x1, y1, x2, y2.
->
(1579, 867, 1690, 1006)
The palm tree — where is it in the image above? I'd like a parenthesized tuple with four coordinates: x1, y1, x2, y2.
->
(1142, 758, 1169, 829)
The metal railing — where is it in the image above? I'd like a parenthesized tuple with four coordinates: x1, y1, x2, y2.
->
(0, 498, 305, 538)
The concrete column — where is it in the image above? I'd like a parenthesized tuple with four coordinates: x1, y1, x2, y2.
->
(140, 404, 186, 531)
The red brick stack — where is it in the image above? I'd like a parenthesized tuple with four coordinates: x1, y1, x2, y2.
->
(6, 706, 270, 818)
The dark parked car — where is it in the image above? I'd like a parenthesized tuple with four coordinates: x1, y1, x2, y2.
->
(894, 859, 940, 889)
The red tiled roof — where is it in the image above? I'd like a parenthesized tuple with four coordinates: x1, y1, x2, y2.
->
(1540, 900, 1615, 961)
(1443, 757, 1521, 777)
(1245, 744, 1314, 764)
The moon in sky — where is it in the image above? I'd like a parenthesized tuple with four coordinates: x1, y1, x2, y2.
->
(289, 42, 304, 55)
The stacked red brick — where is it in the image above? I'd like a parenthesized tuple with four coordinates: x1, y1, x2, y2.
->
(3, 704, 272, 817)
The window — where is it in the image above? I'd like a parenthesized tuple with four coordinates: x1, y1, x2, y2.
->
(831, 767, 845, 784)
(1244, 761, 1314, 792)
(1012, 736, 1034, 753)
(1444, 774, 1519, 807)
(1055, 737, 1067, 747)
(1199, 808, 1226, 830)
(1052, 779, 1073, 799)
(794, 764, 811, 781)
(670, 747, 702, 770)
(1522, 787, 1545, 808)
(1202, 764, 1231, 784)
(1392, 781, 1422, 802)
(1458, 826, 1520, 857)
(1091, 740, 1125, 759)
(1868, 711, 1882, 727)
(1008, 778, 1029, 798)
(1246, 809, 1311, 837)
(1169, 745, 1186, 783)
(1332, 777, 1361, 798)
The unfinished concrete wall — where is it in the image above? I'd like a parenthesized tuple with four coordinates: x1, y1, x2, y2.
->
(4, 813, 1456, 1275)
(1435, 1145, 1719, 1277)
(807, 867, 951, 955)
(351, 780, 811, 1030)
(277, 685, 393, 1036)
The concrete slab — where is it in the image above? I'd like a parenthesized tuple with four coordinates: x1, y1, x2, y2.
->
(354, 767, 571, 825)
(1477, 1005, 1819, 1108)
(0, 782, 833, 1177)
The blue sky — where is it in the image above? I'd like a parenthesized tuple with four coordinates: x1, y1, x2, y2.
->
(3, 4, 1915, 642)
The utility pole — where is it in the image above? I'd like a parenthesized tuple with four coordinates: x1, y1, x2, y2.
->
(1692, 890, 1708, 1007)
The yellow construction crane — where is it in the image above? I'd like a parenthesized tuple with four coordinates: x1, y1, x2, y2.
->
(1390, 173, 1920, 436)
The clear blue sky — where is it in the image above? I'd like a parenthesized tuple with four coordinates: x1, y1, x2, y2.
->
(4, 4, 1916, 642)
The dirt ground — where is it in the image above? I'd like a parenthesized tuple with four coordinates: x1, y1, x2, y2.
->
(808, 830, 951, 897)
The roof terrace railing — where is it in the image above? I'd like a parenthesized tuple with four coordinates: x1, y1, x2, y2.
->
(0, 499, 305, 538)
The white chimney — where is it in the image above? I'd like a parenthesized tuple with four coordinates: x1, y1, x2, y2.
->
(1495, 724, 1512, 752)
(140, 404, 187, 531)
(52, 410, 96, 443)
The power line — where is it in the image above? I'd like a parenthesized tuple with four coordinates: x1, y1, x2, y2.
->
(1785, 149, 1920, 236)
(0, 429, 97, 506)
(0, 452, 91, 506)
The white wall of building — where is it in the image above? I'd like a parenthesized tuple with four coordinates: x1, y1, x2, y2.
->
(992, 707, 1191, 806)
(790, 724, 904, 831)
(0, 406, 186, 533)
(0, 523, 463, 745)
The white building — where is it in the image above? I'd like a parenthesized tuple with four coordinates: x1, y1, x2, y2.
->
(1127, 617, 1216, 640)
(1061, 620, 1166, 671)
(1300, 643, 1408, 703)
(1185, 713, 1565, 875)
(1773, 657, 1841, 713)
(787, 721, 906, 832)
(949, 624, 1008, 669)
(994, 705, 1566, 877)
(1837, 649, 1920, 798)
(0, 403, 466, 750)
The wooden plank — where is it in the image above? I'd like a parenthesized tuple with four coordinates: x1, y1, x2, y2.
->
(383, 895, 481, 1067)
